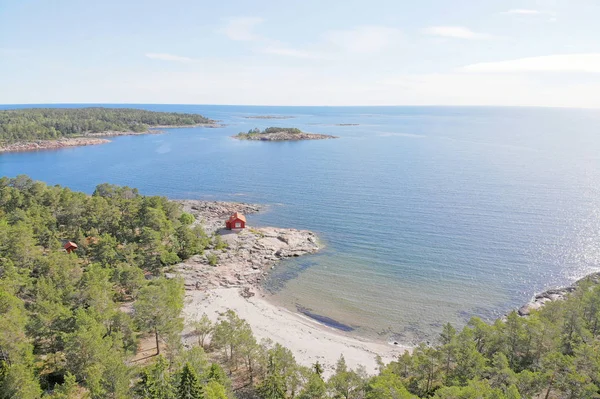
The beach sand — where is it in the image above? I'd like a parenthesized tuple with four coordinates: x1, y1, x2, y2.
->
(183, 287, 410, 377)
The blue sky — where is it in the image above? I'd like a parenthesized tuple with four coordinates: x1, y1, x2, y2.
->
(1, 0, 599, 107)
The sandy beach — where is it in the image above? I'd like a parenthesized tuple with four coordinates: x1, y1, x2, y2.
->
(183, 287, 409, 377)
(174, 199, 410, 376)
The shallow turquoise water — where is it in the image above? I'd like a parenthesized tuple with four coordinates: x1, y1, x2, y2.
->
(2, 104, 600, 342)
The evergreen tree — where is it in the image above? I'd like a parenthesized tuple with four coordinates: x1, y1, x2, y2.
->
(178, 363, 204, 399)
(134, 277, 184, 355)
(203, 380, 228, 399)
(257, 355, 286, 399)
(138, 355, 176, 399)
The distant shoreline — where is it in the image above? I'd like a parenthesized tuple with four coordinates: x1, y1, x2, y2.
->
(243, 115, 295, 120)
(0, 122, 221, 153)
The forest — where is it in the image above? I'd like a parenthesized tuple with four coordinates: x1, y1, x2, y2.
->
(0, 108, 214, 142)
(1, 175, 600, 399)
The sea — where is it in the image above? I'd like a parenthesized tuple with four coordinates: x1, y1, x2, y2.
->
(2, 104, 600, 343)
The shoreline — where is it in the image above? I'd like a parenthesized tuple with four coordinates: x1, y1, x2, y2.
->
(183, 288, 408, 377)
(174, 199, 409, 375)
(173, 198, 600, 375)
(0, 137, 111, 153)
(0, 123, 221, 153)
(517, 271, 600, 316)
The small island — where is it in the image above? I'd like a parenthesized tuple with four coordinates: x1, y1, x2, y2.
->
(233, 127, 338, 141)
(0, 107, 218, 153)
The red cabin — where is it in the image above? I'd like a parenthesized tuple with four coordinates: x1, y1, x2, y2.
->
(225, 212, 246, 230)
(64, 241, 78, 254)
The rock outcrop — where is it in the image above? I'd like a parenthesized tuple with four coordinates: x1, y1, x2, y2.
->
(171, 200, 320, 291)
(517, 272, 600, 316)
(175, 200, 261, 234)
(0, 138, 110, 153)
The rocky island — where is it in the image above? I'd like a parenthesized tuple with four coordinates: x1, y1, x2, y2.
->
(0, 107, 218, 153)
(233, 126, 337, 141)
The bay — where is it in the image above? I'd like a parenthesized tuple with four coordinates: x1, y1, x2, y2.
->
(2, 104, 600, 342)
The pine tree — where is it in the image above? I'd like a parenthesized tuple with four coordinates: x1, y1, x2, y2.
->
(257, 355, 286, 399)
(203, 380, 228, 399)
(139, 355, 175, 399)
(178, 363, 204, 399)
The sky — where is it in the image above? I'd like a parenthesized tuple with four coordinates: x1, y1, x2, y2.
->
(1, 0, 600, 107)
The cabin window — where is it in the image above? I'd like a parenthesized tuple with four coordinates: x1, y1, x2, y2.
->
(235, 222, 241, 228)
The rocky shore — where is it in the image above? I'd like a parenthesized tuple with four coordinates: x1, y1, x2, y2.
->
(0, 137, 110, 153)
(517, 272, 600, 316)
(234, 131, 337, 141)
(172, 199, 320, 290)
(85, 123, 221, 137)
(0, 123, 222, 153)
(175, 199, 408, 374)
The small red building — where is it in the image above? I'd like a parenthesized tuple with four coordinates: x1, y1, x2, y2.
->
(225, 212, 246, 230)
(64, 241, 78, 254)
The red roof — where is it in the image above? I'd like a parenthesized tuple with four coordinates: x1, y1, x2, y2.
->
(64, 241, 78, 249)
(228, 212, 246, 222)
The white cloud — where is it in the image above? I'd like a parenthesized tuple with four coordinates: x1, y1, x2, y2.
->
(220, 17, 264, 41)
(145, 53, 194, 62)
(324, 26, 402, 53)
(462, 54, 600, 73)
(423, 26, 490, 40)
(503, 9, 542, 15)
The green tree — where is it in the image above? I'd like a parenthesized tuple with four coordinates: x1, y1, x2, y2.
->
(63, 309, 111, 397)
(179, 212, 195, 226)
(409, 344, 440, 396)
(0, 362, 42, 399)
(451, 328, 487, 386)
(203, 380, 228, 399)
(328, 355, 365, 399)
(138, 355, 176, 399)
(439, 322, 457, 383)
(365, 370, 413, 399)
(178, 363, 204, 399)
(0, 290, 41, 399)
(205, 363, 229, 387)
(257, 355, 286, 399)
(176, 347, 210, 380)
(192, 313, 214, 348)
(486, 352, 516, 392)
(47, 372, 81, 399)
(433, 379, 506, 399)
(134, 278, 184, 355)
(211, 310, 254, 371)
(298, 370, 327, 399)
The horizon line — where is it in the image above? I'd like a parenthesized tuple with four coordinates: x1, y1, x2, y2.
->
(1, 102, 599, 111)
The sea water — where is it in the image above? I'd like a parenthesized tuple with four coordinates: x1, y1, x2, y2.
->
(2, 104, 600, 342)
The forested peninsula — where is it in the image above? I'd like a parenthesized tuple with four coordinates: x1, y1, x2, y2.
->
(0, 107, 216, 152)
(2, 175, 600, 399)
(234, 127, 337, 141)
